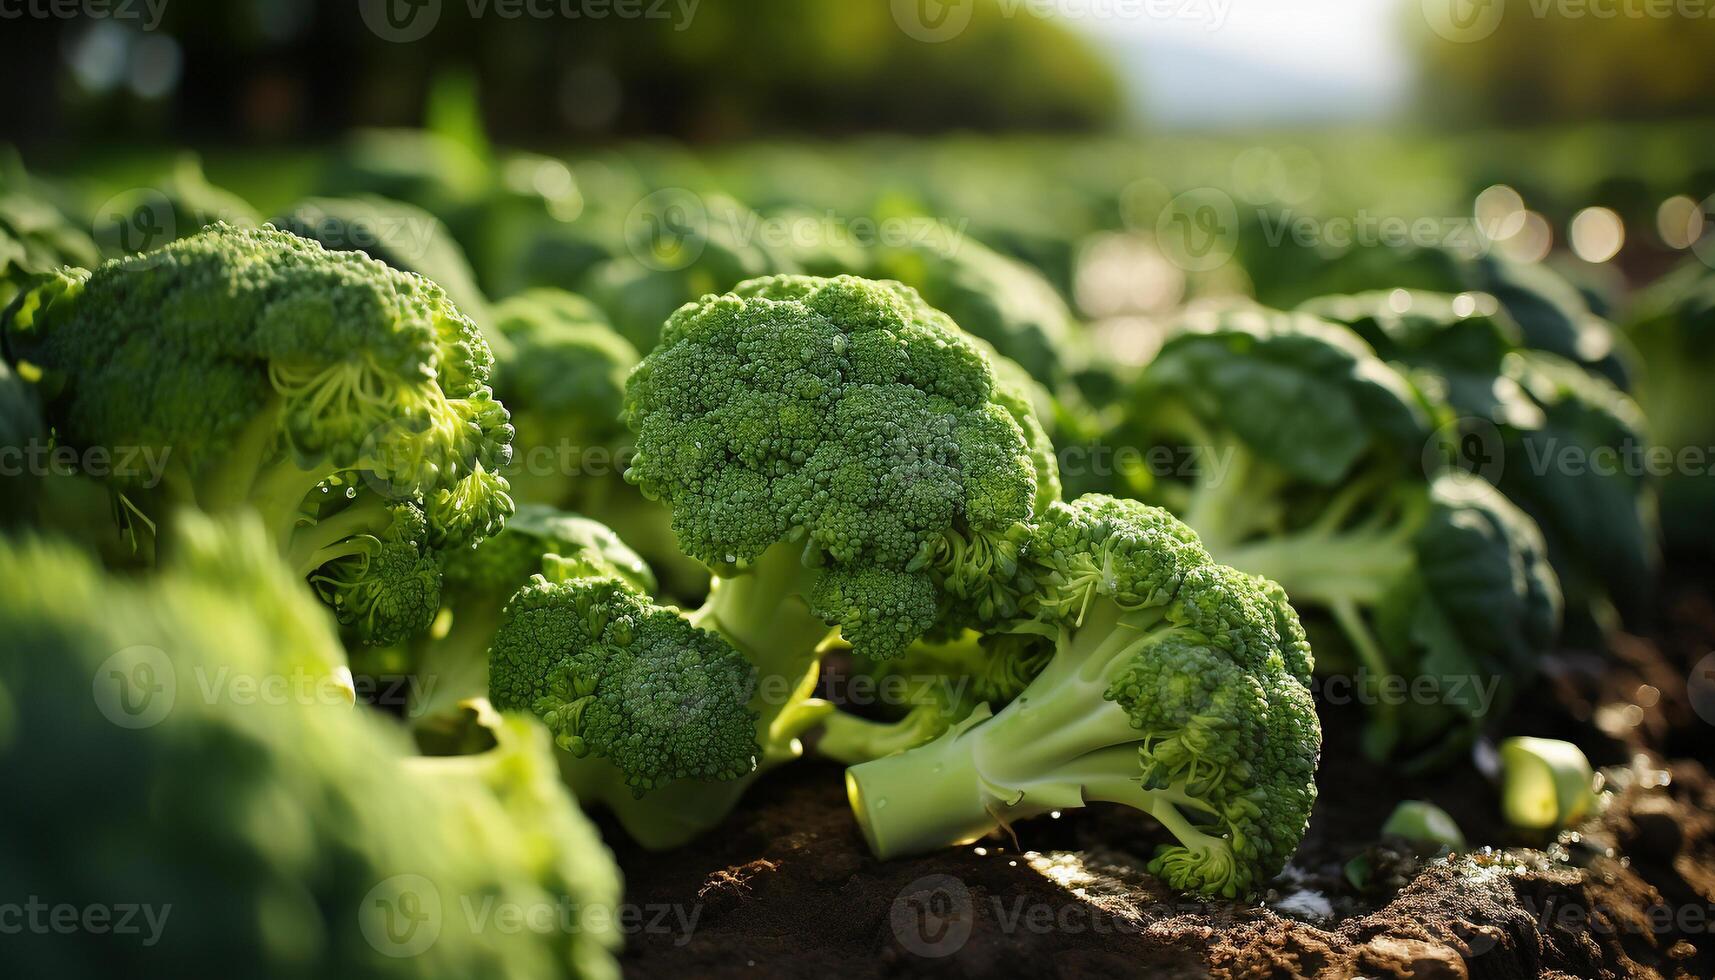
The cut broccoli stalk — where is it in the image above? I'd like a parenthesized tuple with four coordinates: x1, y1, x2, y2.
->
(846, 495, 1321, 899)
(850, 601, 1260, 893)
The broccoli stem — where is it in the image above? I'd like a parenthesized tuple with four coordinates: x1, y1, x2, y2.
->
(815, 707, 948, 766)
(847, 602, 1167, 859)
(286, 492, 396, 576)
(1178, 441, 1287, 555)
(1214, 525, 1416, 609)
(687, 542, 838, 757)
(1208, 472, 1424, 609)
(408, 598, 506, 723)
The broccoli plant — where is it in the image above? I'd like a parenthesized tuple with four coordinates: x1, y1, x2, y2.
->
(0, 515, 620, 979)
(845, 494, 1320, 899)
(1, 224, 515, 645)
(1113, 307, 1561, 766)
(489, 274, 1060, 846)
(410, 504, 657, 724)
(1303, 289, 1657, 627)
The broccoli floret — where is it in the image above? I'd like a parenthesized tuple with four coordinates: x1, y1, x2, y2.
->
(491, 288, 637, 496)
(629, 274, 1056, 660)
(488, 573, 758, 793)
(0, 517, 620, 979)
(2, 223, 515, 642)
(1115, 307, 1561, 766)
(845, 494, 1321, 899)
(305, 500, 443, 646)
(410, 504, 657, 724)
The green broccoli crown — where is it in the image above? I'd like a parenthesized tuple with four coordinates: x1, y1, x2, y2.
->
(487, 575, 758, 792)
(4, 223, 513, 504)
(845, 494, 1320, 898)
(624, 274, 1053, 658)
(1036, 496, 1320, 896)
(1027, 492, 1213, 620)
(307, 500, 443, 646)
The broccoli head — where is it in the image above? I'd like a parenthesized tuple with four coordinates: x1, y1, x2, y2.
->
(2, 223, 515, 643)
(410, 505, 657, 725)
(846, 494, 1320, 899)
(488, 572, 758, 793)
(626, 273, 1056, 662)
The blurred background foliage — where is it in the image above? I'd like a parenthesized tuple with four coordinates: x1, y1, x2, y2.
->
(1, 0, 1121, 144)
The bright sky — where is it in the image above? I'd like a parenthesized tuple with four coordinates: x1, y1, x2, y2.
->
(1057, 0, 1416, 127)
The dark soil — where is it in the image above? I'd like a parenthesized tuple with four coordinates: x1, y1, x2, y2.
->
(607, 562, 1715, 979)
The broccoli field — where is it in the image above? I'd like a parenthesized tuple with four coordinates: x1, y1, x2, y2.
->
(4, 5, 1715, 979)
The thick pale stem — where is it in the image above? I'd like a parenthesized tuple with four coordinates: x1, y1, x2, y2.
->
(689, 544, 836, 710)
(848, 605, 1171, 860)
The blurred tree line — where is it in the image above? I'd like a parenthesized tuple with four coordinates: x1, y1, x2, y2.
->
(1417, 0, 1715, 125)
(0, 0, 1121, 146)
